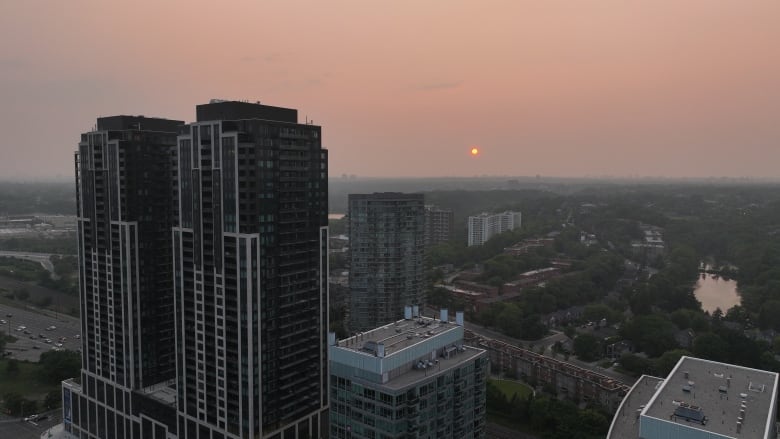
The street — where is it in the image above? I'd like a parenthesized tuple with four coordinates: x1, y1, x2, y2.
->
(0, 409, 62, 439)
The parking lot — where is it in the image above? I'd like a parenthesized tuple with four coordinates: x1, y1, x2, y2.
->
(1, 303, 80, 362)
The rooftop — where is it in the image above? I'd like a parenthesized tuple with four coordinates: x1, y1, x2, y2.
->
(142, 382, 177, 407)
(607, 375, 665, 439)
(383, 345, 484, 390)
(643, 356, 778, 439)
(336, 314, 460, 357)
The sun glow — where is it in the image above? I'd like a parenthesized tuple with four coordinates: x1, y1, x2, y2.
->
(470, 147, 479, 156)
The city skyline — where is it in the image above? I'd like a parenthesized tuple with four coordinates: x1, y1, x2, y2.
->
(2, 1, 780, 180)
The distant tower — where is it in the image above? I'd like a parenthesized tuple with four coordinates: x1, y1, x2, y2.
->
(467, 211, 522, 246)
(424, 205, 454, 248)
(348, 193, 425, 331)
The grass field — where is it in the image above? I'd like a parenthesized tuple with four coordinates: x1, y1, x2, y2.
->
(0, 358, 60, 401)
(490, 378, 534, 400)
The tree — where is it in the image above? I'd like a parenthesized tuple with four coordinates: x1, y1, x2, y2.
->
(573, 334, 602, 362)
(3, 392, 37, 416)
(620, 314, 678, 357)
(14, 288, 30, 301)
(654, 349, 689, 376)
(6, 358, 19, 376)
(758, 300, 780, 330)
(692, 333, 730, 363)
(38, 350, 81, 384)
(44, 391, 61, 410)
(619, 353, 653, 376)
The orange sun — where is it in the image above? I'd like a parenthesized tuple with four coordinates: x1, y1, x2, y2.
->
(470, 147, 480, 156)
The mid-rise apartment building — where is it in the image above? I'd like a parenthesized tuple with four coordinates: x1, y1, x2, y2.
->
(467, 211, 521, 247)
(423, 205, 454, 248)
(329, 308, 488, 439)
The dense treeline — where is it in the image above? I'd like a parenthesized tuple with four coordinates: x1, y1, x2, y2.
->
(0, 235, 77, 254)
(472, 251, 624, 340)
(0, 182, 75, 215)
(487, 381, 609, 439)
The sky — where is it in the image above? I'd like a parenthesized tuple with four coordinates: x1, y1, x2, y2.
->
(1, 0, 779, 180)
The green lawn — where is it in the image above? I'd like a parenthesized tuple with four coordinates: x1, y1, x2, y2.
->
(0, 359, 60, 401)
(490, 378, 534, 400)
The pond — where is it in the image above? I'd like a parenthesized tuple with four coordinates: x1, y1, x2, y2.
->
(693, 271, 740, 314)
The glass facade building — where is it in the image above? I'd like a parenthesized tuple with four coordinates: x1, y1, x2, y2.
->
(63, 101, 330, 439)
(329, 312, 487, 439)
(348, 193, 425, 332)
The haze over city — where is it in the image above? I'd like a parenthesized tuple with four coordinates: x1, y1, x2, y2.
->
(1, 0, 779, 180)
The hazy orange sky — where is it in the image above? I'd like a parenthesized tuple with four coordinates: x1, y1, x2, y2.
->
(1, 1, 779, 180)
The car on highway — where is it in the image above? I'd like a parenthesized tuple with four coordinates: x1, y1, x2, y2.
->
(47, 325, 57, 331)
(5, 313, 11, 317)
(75, 334, 80, 339)
(24, 414, 39, 422)
(0, 319, 5, 324)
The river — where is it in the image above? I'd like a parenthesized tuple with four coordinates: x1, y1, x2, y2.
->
(693, 271, 740, 314)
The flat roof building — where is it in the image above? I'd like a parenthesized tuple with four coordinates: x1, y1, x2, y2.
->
(329, 309, 488, 438)
(608, 356, 779, 439)
(467, 211, 521, 247)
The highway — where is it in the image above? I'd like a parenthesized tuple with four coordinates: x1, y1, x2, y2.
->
(0, 250, 67, 279)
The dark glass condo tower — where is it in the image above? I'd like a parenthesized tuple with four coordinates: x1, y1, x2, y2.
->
(63, 102, 329, 439)
(173, 101, 329, 438)
(64, 115, 183, 439)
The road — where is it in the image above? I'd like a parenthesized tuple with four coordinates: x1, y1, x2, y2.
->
(0, 251, 65, 279)
(0, 409, 62, 439)
(1, 303, 81, 362)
